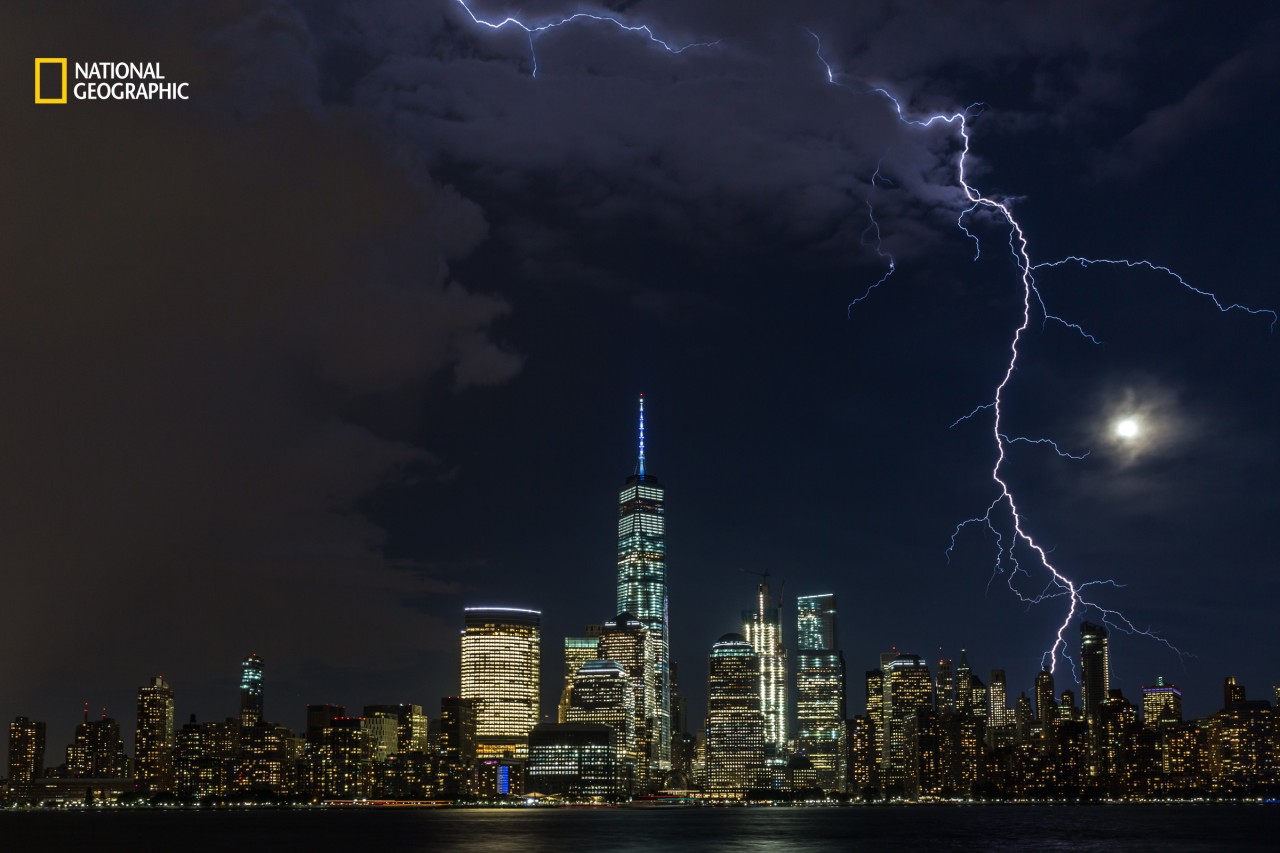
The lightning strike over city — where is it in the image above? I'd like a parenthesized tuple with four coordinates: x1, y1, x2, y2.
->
(8, 0, 1280, 825)
(449, 1, 1274, 677)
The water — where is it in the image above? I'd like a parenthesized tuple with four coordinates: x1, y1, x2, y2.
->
(3, 804, 1277, 852)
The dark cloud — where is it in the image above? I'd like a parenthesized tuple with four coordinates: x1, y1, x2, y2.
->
(1, 1, 518, 725)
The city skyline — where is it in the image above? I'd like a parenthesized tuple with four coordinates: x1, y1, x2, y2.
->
(5, 0, 1279, 781)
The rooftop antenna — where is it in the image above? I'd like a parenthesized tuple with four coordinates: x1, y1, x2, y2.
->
(637, 393, 646, 478)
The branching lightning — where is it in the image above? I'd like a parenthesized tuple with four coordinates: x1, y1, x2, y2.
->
(451, 2, 1276, 675)
(452, 0, 718, 77)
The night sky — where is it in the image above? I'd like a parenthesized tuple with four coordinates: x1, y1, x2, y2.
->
(6, 2, 1279, 752)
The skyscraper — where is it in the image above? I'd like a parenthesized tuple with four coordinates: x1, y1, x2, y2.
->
(7, 717, 46, 803)
(743, 578, 787, 760)
(566, 658, 636, 789)
(954, 649, 973, 714)
(1035, 669, 1055, 735)
(1080, 622, 1110, 731)
(558, 627, 602, 723)
(597, 612, 657, 786)
(615, 394, 670, 772)
(66, 711, 129, 779)
(988, 669, 1010, 726)
(795, 593, 846, 791)
(1141, 677, 1183, 729)
(705, 634, 764, 795)
(134, 676, 175, 793)
(881, 654, 932, 791)
(935, 657, 955, 713)
(240, 653, 264, 727)
(460, 606, 541, 758)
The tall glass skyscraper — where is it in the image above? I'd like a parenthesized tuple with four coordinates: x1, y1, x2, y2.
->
(615, 395, 670, 772)
(705, 634, 764, 795)
(743, 579, 787, 760)
(1080, 621, 1110, 730)
(461, 607, 541, 758)
(795, 593, 846, 790)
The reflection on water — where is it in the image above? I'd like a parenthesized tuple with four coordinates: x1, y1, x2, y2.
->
(2, 804, 1277, 853)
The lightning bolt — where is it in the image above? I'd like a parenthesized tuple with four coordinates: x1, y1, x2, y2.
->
(811, 31, 1272, 672)
(452, 0, 718, 77)
(452, 3, 1276, 675)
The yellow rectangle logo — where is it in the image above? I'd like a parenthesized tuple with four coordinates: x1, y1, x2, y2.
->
(34, 58, 68, 104)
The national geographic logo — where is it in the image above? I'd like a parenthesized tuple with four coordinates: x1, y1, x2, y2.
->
(34, 58, 190, 104)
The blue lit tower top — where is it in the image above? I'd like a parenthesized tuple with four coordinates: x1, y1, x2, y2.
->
(616, 393, 670, 770)
(637, 393, 646, 478)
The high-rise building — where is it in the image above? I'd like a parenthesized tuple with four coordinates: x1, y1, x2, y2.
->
(437, 696, 477, 798)
(526, 723, 621, 798)
(460, 607, 540, 758)
(7, 717, 46, 803)
(954, 650, 973, 714)
(363, 704, 429, 755)
(1080, 621, 1110, 731)
(558, 629, 602, 723)
(595, 615, 654, 786)
(882, 654, 932, 792)
(705, 634, 765, 795)
(988, 669, 1010, 727)
(615, 394, 670, 772)
(66, 711, 129, 779)
(566, 659, 636, 789)
(240, 653, 264, 728)
(1223, 676, 1246, 709)
(742, 579, 787, 760)
(865, 669, 884, 780)
(134, 676, 175, 793)
(361, 714, 400, 763)
(795, 593, 846, 791)
(935, 657, 955, 713)
(172, 715, 237, 799)
(1035, 670, 1055, 736)
(1207, 699, 1273, 793)
(1141, 678, 1183, 729)
(796, 593, 837, 651)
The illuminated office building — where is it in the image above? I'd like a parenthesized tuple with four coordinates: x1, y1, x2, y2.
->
(1035, 670, 1055, 735)
(597, 612, 656, 784)
(460, 607, 541, 758)
(954, 650, 973, 714)
(795, 593, 846, 790)
(865, 669, 884, 777)
(615, 394, 670, 771)
(567, 660, 636, 752)
(1141, 678, 1182, 729)
(1080, 622, 1110, 731)
(134, 676, 175, 793)
(363, 704, 428, 755)
(882, 654, 932, 791)
(935, 658, 955, 713)
(743, 579, 787, 760)
(7, 717, 46, 803)
(559, 629, 602, 723)
(705, 634, 765, 795)
(988, 669, 1011, 726)
(237, 721, 298, 794)
(527, 723, 620, 798)
(240, 653, 264, 728)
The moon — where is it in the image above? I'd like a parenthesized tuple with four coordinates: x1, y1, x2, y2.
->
(1115, 417, 1140, 439)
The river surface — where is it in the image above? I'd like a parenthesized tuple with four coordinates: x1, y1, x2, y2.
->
(3, 804, 1277, 851)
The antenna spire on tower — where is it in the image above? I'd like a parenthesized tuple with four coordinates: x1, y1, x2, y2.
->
(637, 393, 646, 478)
